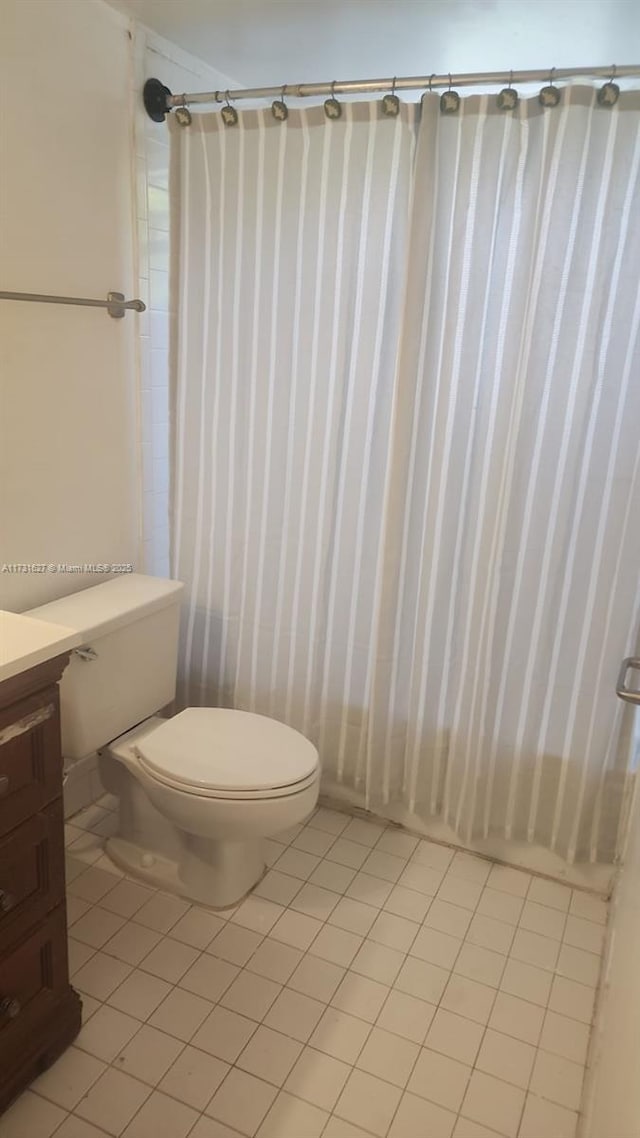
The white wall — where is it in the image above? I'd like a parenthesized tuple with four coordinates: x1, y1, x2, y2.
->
(132, 27, 238, 576)
(581, 771, 640, 1138)
(0, 0, 139, 612)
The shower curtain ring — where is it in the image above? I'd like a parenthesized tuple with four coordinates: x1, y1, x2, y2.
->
(175, 93, 192, 127)
(382, 75, 400, 117)
(221, 90, 238, 126)
(324, 79, 342, 120)
(272, 83, 289, 121)
(421, 73, 436, 107)
(497, 68, 519, 110)
(539, 65, 561, 107)
(598, 63, 620, 107)
(440, 71, 460, 114)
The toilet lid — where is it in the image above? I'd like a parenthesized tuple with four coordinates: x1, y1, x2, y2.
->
(134, 708, 319, 794)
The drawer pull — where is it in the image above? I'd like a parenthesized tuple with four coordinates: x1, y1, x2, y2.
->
(0, 890, 15, 913)
(0, 997, 21, 1020)
(0, 776, 8, 797)
(0, 703, 55, 748)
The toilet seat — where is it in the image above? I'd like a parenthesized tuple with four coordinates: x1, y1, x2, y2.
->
(134, 707, 319, 799)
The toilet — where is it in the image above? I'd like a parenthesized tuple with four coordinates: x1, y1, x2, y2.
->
(27, 575, 320, 907)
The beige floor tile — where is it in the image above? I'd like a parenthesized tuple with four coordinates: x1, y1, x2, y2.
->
(108, 969, 172, 1020)
(178, 952, 239, 1001)
(191, 1005, 258, 1063)
(170, 907, 226, 949)
(376, 988, 436, 1044)
(287, 952, 345, 1001)
(410, 926, 462, 970)
(439, 974, 496, 1026)
(529, 1049, 585, 1111)
(205, 1068, 277, 1136)
(350, 939, 405, 985)
(519, 1092, 578, 1138)
(290, 883, 341, 921)
(476, 1028, 536, 1089)
(208, 924, 264, 966)
(75, 1005, 141, 1062)
(425, 1007, 484, 1065)
(236, 1024, 302, 1086)
(73, 951, 133, 1001)
(539, 1009, 590, 1064)
(71, 907, 127, 949)
(284, 1046, 351, 1110)
(264, 987, 326, 1042)
(256, 1090, 328, 1138)
(246, 937, 304, 984)
(328, 896, 378, 936)
(461, 1070, 525, 1138)
(389, 1091, 456, 1138)
(487, 990, 544, 1046)
(334, 1068, 402, 1138)
(220, 970, 282, 1021)
(134, 892, 190, 934)
(356, 1026, 419, 1088)
(231, 896, 284, 935)
(115, 1023, 185, 1085)
(121, 1090, 198, 1138)
(253, 870, 302, 907)
(330, 972, 390, 1023)
(309, 861, 357, 894)
(346, 872, 394, 908)
(270, 909, 323, 950)
(74, 1067, 150, 1135)
(102, 921, 164, 967)
(149, 987, 215, 1041)
(0, 1091, 67, 1138)
(32, 1047, 106, 1110)
(309, 1006, 372, 1064)
(394, 955, 450, 1004)
(139, 936, 200, 983)
(407, 1047, 471, 1112)
(308, 924, 363, 967)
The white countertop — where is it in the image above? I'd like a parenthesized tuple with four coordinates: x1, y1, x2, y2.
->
(0, 610, 81, 684)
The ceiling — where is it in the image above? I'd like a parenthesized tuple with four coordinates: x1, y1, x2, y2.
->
(107, 0, 639, 89)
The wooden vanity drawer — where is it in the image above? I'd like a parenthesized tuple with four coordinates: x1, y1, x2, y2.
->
(0, 687, 62, 837)
(0, 906, 71, 1067)
(0, 801, 65, 954)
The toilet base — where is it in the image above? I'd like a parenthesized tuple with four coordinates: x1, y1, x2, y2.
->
(105, 835, 265, 910)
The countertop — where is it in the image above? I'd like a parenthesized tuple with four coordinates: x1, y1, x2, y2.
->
(0, 610, 81, 684)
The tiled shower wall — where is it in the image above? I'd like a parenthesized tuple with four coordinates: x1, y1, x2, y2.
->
(132, 25, 238, 577)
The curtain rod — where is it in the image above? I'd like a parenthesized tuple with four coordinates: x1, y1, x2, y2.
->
(0, 290, 146, 318)
(143, 65, 640, 121)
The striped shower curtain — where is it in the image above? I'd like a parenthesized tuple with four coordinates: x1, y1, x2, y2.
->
(169, 88, 640, 864)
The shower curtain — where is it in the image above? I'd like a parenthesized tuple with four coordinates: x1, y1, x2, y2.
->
(169, 87, 640, 863)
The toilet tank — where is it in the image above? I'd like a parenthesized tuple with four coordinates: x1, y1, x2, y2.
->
(27, 574, 184, 760)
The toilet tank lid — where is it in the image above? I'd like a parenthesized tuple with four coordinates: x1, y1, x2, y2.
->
(25, 574, 184, 640)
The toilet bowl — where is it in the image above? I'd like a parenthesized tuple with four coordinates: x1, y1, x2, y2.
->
(27, 574, 320, 908)
(101, 708, 320, 907)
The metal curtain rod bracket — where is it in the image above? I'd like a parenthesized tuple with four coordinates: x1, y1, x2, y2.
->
(0, 290, 146, 318)
(143, 65, 640, 121)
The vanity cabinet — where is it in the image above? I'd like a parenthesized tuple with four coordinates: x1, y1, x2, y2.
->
(0, 652, 81, 1115)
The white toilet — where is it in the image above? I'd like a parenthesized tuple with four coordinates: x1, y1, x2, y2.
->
(28, 575, 320, 907)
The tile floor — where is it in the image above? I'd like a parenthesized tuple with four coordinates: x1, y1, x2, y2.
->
(1, 799, 609, 1138)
